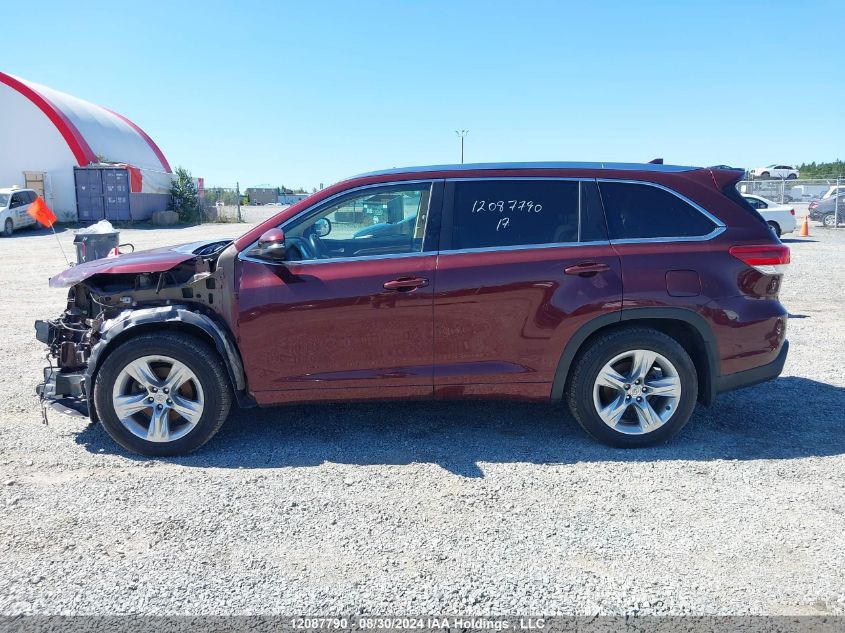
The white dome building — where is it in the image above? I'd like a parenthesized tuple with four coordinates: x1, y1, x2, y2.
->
(0, 72, 172, 221)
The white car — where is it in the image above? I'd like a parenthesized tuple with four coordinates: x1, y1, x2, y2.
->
(749, 164, 799, 180)
(742, 194, 796, 237)
(822, 185, 845, 200)
(0, 187, 38, 236)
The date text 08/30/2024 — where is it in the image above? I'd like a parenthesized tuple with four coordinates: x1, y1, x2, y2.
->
(289, 617, 547, 630)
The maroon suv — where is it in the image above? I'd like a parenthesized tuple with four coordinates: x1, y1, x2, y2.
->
(35, 162, 790, 455)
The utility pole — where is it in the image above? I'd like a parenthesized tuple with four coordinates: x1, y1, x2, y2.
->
(455, 129, 468, 164)
(236, 181, 242, 223)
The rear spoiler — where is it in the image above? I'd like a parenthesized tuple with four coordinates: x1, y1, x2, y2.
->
(707, 166, 746, 190)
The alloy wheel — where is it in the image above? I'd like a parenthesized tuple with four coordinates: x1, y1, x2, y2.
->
(592, 349, 682, 435)
(111, 355, 205, 443)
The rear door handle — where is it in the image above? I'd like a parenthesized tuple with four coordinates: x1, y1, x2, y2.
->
(383, 277, 429, 292)
(564, 261, 611, 277)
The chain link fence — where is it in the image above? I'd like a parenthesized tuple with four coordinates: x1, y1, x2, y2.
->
(738, 177, 843, 227)
(198, 185, 243, 223)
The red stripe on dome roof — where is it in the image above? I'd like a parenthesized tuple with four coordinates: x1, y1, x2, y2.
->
(0, 71, 97, 167)
(105, 108, 172, 173)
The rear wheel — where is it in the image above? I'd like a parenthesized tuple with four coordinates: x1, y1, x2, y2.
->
(566, 328, 698, 447)
(822, 214, 837, 228)
(787, 173, 797, 180)
(2, 219, 12, 237)
(93, 333, 232, 456)
(767, 221, 782, 237)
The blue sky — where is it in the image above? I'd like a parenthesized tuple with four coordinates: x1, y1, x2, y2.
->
(5, 0, 843, 189)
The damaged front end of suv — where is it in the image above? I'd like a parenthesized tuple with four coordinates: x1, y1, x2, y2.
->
(35, 239, 247, 420)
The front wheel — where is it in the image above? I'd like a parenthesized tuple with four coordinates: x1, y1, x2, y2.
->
(2, 218, 12, 237)
(566, 328, 698, 447)
(787, 173, 797, 180)
(822, 214, 837, 228)
(93, 333, 232, 456)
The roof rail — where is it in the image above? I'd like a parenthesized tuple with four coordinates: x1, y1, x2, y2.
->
(353, 161, 700, 178)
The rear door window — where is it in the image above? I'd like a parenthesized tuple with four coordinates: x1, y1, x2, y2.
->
(598, 181, 717, 240)
(449, 180, 602, 250)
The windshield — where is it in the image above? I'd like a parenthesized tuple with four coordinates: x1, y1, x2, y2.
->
(0, 194, 9, 207)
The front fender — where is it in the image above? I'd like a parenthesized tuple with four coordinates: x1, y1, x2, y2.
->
(86, 305, 248, 408)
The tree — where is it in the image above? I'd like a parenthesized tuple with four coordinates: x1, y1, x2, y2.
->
(169, 166, 200, 223)
(796, 160, 845, 179)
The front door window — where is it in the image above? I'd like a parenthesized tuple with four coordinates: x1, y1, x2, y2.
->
(283, 184, 432, 261)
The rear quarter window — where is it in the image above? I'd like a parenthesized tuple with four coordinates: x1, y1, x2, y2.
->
(598, 181, 717, 240)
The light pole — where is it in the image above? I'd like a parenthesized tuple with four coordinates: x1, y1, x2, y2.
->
(455, 129, 468, 164)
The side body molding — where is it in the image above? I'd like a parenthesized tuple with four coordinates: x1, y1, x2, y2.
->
(86, 305, 249, 409)
(550, 307, 720, 406)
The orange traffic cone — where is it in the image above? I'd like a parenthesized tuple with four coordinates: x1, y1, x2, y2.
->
(799, 215, 810, 237)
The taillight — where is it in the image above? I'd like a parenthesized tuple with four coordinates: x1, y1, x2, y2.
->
(730, 244, 790, 275)
(790, 208, 795, 216)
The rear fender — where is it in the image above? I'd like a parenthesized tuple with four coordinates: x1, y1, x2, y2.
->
(550, 307, 719, 406)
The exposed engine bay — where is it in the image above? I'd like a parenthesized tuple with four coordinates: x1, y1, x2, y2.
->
(35, 239, 240, 417)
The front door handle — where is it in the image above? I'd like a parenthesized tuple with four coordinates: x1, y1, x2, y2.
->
(383, 276, 429, 292)
(564, 261, 611, 277)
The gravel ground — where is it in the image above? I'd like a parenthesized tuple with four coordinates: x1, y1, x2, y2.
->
(0, 221, 843, 616)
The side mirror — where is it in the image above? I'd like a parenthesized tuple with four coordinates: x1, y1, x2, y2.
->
(313, 217, 332, 237)
(250, 228, 287, 261)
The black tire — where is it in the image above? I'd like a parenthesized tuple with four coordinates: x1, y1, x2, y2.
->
(93, 332, 232, 456)
(565, 327, 698, 448)
(787, 173, 797, 180)
(822, 214, 836, 228)
(767, 221, 782, 237)
(2, 218, 12, 237)
(760, 171, 770, 180)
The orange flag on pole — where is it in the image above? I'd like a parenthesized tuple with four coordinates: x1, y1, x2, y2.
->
(27, 196, 58, 228)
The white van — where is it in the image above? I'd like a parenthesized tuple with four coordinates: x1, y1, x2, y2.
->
(0, 187, 38, 236)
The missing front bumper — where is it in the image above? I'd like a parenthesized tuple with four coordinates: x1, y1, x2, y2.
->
(36, 366, 89, 419)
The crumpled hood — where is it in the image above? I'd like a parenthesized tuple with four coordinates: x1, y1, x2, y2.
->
(49, 240, 224, 288)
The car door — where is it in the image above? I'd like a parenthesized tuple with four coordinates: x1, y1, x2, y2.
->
(432, 178, 623, 398)
(20, 191, 36, 226)
(236, 181, 443, 404)
(8, 193, 24, 227)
